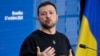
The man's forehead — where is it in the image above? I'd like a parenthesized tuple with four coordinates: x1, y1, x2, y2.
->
(39, 5, 56, 11)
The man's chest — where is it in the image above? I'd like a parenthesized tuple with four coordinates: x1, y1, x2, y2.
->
(35, 37, 69, 56)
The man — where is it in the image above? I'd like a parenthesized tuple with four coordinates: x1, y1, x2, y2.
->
(20, 1, 74, 56)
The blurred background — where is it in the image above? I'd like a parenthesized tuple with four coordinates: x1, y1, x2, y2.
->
(0, 0, 80, 56)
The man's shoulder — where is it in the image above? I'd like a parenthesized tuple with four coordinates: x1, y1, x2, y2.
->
(24, 30, 40, 40)
(56, 31, 66, 37)
(30, 30, 39, 35)
(20, 30, 39, 47)
(56, 31, 69, 40)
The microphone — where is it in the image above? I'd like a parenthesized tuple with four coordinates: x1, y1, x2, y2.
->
(79, 44, 97, 51)
(79, 44, 87, 49)
(79, 44, 100, 53)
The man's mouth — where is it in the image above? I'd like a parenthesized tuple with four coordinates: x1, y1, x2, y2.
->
(45, 20, 51, 24)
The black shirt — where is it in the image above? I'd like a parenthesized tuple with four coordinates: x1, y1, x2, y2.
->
(20, 30, 74, 56)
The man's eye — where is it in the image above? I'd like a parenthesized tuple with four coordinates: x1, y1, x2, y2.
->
(50, 12, 53, 14)
(41, 13, 45, 15)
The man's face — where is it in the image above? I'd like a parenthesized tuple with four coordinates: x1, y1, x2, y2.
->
(38, 5, 58, 29)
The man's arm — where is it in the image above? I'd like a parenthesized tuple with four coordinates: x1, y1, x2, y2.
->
(19, 37, 37, 56)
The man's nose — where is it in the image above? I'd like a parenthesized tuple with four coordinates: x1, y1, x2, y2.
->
(46, 13, 50, 18)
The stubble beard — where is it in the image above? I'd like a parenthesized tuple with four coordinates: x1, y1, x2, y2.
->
(41, 22, 56, 29)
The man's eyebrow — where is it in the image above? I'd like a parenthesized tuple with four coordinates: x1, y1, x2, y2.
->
(41, 11, 47, 12)
(40, 10, 54, 13)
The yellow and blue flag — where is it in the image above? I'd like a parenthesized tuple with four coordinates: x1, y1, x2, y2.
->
(76, 0, 100, 56)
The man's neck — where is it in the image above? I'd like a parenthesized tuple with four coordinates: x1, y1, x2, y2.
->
(39, 27, 56, 34)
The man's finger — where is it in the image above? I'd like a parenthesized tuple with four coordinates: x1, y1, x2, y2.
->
(69, 49, 73, 56)
(47, 47, 55, 54)
(43, 46, 52, 53)
(51, 53, 55, 56)
(37, 46, 41, 54)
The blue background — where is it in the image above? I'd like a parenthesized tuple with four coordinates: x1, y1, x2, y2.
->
(0, 0, 80, 56)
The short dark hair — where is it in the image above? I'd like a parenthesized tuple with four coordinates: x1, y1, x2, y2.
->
(37, 1, 57, 16)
